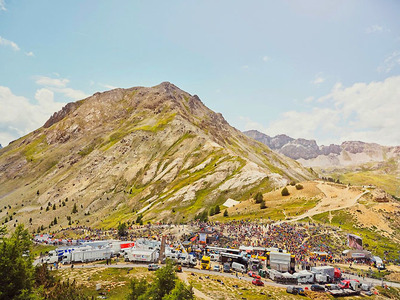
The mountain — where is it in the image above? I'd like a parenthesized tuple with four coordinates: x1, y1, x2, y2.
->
(244, 130, 400, 196)
(0, 83, 314, 230)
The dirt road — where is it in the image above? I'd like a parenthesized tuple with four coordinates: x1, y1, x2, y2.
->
(274, 183, 368, 225)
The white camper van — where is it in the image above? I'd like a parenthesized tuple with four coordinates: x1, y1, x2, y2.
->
(232, 262, 246, 273)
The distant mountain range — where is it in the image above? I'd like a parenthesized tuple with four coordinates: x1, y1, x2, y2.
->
(244, 130, 400, 167)
(244, 130, 400, 196)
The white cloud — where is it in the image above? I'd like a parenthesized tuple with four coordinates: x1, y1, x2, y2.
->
(103, 84, 117, 90)
(377, 51, 400, 73)
(0, 0, 6, 11)
(0, 86, 66, 146)
(243, 76, 400, 146)
(0, 36, 20, 51)
(242, 65, 249, 69)
(366, 25, 389, 34)
(35, 76, 69, 87)
(311, 73, 325, 85)
(35, 75, 89, 100)
(262, 56, 270, 62)
(25, 51, 35, 57)
(53, 87, 88, 100)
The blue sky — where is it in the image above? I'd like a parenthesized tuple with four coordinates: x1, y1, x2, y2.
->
(1, 0, 400, 146)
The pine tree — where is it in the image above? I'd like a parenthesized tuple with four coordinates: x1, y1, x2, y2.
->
(223, 210, 228, 217)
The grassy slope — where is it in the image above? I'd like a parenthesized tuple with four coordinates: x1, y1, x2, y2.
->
(301, 210, 399, 260)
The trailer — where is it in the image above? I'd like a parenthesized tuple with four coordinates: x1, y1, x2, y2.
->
(267, 251, 295, 273)
(124, 249, 158, 263)
(293, 270, 314, 284)
(311, 266, 335, 283)
(62, 247, 112, 264)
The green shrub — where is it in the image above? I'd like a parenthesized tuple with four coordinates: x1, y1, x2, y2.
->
(295, 184, 303, 190)
(281, 187, 290, 196)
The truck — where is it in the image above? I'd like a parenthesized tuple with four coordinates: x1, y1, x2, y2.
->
(311, 266, 335, 283)
(267, 251, 295, 273)
(44, 250, 60, 264)
(330, 279, 361, 297)
(201, 256, 211, 270)
(62, 247, 112, 264)
(181, 254, 197, 267)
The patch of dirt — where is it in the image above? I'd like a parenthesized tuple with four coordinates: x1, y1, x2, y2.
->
(349, 204, 393, 236)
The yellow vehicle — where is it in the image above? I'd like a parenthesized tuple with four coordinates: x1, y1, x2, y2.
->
(201, 256, 211, 270)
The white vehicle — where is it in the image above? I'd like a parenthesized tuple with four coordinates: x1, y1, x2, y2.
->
(124, 249, 158, 263)
(268, 251, 293, 272)
(44, 250, 59, 264)
(213, 265, 220, 272)
(293, 270, 314, 284)
(62, 247, 112, 264)
(210, 253, 220, 261)
(232, 262, 247, 273)
(311, 266, 334, 281)
(181, 254, 197, 267)
(372, 256, 385, 270)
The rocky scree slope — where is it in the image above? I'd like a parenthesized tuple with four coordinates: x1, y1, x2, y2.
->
(0, 83, 314, 229)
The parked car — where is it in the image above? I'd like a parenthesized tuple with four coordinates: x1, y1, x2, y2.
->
(248, 271, 257, 278)
(252, 278, 264, 286)
(325, 284, 340, 290)
(213, 265, 220, 272)
(148, 264, 160, 271)
(311, 284, 325, 292)
(286, 286, 306, 295)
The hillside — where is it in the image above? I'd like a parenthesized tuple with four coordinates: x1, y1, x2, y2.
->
(244, 130, 400, 196)
(212, 180, 400, 260)
(0, 83, 314, 231)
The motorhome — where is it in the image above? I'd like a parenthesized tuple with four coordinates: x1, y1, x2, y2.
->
(232, 262, 247, 273)
(124, 249, 158, 263)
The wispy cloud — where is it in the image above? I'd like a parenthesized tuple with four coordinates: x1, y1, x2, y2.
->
(366, 25, 390, 34)
(35, 75, 89, 100)
(311, 73, 325, 85)
(103, 84, 117, 90)
(0, 0, 6, 11)
(0, 36, 20, 51)
(377, 51, 400, 73)
(35, 76, 69, 88)
(25, 51, 35, 57)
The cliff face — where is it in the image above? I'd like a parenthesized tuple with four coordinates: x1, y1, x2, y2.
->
(0, 83, 314, 230)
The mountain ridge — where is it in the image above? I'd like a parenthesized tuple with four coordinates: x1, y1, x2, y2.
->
(0, 83, 314, 230)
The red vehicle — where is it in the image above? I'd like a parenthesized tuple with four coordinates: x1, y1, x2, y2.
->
(248, 271, 257, 278)
(338, 279, 359, 289)
(252, 278, 264, 286)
